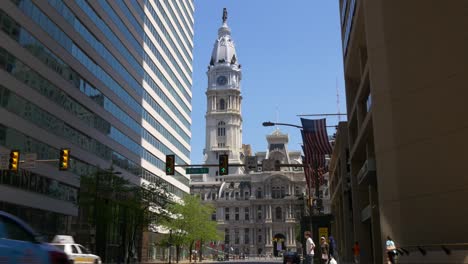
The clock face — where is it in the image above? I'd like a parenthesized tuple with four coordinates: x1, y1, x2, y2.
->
(217, 75, 227, 85)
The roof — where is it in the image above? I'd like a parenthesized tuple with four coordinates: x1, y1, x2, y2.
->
(210, 10, 239, 68)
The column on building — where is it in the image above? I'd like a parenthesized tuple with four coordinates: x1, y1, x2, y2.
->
(265, 227, 269, 245)
(213, 95, 216, 110)
(269, 227, 273, 245)
(251, 227, 255, 246)
(218, 207, 224, 222)
(291, 225, 296, 246)
(240, 228, 244, 245)
(231, 228, 235, 247)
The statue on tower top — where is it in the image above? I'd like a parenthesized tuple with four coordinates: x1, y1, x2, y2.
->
(222, 8, 228, 23)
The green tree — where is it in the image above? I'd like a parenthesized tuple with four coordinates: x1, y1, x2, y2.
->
(161, 194, 222, 263)
(78, 167, 170, 263)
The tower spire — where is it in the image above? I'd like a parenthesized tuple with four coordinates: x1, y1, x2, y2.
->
(222, 8, 228, 24)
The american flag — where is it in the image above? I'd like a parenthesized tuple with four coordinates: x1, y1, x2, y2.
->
(301, 118, 333, 190)
(301, 118, 333, 155)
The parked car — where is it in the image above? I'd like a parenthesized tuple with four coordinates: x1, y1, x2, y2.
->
(50, 235, 102, 264)
(283, 251, 301, 264)
(0, 210, 69, 264)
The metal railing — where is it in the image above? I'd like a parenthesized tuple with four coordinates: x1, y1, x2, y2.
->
(397, 243, 468, 256)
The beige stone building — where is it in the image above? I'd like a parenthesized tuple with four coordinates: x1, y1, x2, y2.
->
(329, 122, 355, 262)
(337, 0, 468, 263)
(191, 130, 306, 257)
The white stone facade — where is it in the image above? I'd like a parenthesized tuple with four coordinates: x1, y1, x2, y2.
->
(199, 10, 244, 182)
(191, 169, 306, 257)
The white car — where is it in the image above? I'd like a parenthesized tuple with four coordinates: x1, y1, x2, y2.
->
(50, 235, 101, 264)
(0, 210, 69, 264)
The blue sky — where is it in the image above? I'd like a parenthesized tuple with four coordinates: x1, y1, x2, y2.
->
(190, 0, 346, 164)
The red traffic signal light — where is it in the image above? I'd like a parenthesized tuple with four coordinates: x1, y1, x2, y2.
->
(166, 154, 175, 175)
(9, 150, 20, 171)
(219, 154, 229, 176)
(59, 148, 70, 171)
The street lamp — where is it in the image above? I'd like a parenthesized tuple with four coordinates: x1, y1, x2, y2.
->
(168, 229, 172, 264)
(262, 121, 303, 129)
(263, 121, 336, 129)
(262, 121, 326, 214)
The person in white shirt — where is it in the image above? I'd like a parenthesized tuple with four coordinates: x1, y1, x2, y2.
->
(304, 231, 315, 264)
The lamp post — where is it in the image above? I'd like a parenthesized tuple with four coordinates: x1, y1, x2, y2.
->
(262, 121, 303, 129)
(263, 120, 322, 259)
(168, 229, 172, 264)
(262, 121, 330, 214)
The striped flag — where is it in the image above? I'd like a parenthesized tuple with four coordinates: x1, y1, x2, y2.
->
(300, 118, 333, 190)
(301, 118, 333, 155)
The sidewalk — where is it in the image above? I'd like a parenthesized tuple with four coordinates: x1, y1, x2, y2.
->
(138, 257, 284, 264)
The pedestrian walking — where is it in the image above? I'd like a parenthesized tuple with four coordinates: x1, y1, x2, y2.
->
(386, 236, 397, 264)
(352, 241, 360, 264)
(320, 237, 329, 264)
(304, 231, 315, 264)
(328, 235, 337, 261)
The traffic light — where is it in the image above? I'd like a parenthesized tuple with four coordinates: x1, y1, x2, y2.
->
(166, 154, 175, 175)
(59, 148, 70, 171)
(8, 150, 20, 171)
(219, 154, 229, 176)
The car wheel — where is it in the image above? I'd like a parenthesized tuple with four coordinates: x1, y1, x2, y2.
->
(69, 260, 74, 264)
(94, 260, 99, 264)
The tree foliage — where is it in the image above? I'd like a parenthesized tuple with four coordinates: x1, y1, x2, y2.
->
(161, 195, 222, 262)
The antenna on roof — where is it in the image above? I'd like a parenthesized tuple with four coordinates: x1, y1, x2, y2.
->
(336, 77, 341, 122)
(275, 105, 279, 131)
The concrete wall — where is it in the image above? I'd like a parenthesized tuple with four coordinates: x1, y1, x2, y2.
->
(362, 0, 468, 262)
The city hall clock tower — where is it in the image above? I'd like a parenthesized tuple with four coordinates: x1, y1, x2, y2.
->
(203, 8, 244, 181)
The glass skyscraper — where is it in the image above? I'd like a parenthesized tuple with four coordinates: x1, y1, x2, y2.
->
(0, 0, 193, 243)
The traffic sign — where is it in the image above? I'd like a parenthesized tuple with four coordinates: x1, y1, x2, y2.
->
(22, 153, 37, 169)
(0, 154, 8, 170)
(185, 167, 209, 174)
(245, 156, 258, 172)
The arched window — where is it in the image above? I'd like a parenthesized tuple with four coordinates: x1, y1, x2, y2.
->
(275, 207, 282, 220)
(217, 121, 226, 137)
(219, 99, 225, 110)
(281, 186, 286, 198)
